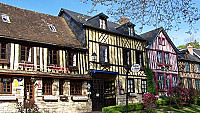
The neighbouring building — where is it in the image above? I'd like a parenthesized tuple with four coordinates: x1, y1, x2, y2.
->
(59, 9, 147, 111)
(0, 3, 91, 113)
(178, 46, 200, 89)
(140, 27, 179, 95)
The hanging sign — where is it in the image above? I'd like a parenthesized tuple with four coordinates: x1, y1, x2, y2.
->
(131, 64, 140, 72)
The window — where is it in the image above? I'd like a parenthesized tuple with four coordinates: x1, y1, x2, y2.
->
(158, 37, 162, 45)
(197, 64, 200, 73)
(196, 79, 199, 90)
(1, 14, 11, 23)
(70, 80, 82, 95)
(48, 49, 58, 65)
(48, 24, 57, 32)
(158, 74, 165, 89)
(123, 49, 131, 65)
(68, 52, 78, 67)
(128, 27, 134, 36)
(166, 74, 170, 90)
(128, 79, 135, 93)
(187, 78, 192, 88)
(99, 18, 106, 29)
(186, 62, 190, 72)
(136, 51, 144, 68)
(59, 79, 64, 95)
(172, 75, 178, 87)
(42, 78, 52, 95)
(141, 79, 147, 93)
(157, 51, 163, 64)
(21, 46, 32, 62)
(0, 77, 12, 94)
(100, 45, 108, 63)
(0, 43, 7, 59)
(164, 53, 169, 65)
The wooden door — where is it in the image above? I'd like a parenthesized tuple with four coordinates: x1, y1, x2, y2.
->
(104, 81, 116, 107)
(25, 78, 34, 101)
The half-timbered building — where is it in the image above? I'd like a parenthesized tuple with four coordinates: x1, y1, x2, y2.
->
(59, 9, 147, 111)
(140, 27, 179, 95)
(0, 3, 91, 113)
(178, 46, 200, 89)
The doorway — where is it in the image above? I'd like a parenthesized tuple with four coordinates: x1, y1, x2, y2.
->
(24, 77, 34, 101)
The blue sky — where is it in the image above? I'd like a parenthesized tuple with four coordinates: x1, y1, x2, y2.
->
(1, 0, 199, 47)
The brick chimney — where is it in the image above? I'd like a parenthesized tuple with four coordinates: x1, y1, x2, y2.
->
(119, 16, 129, 25)
(187, 45, 193, 55)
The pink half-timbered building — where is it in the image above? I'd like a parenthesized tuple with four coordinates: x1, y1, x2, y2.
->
(140, 27, 179, 94)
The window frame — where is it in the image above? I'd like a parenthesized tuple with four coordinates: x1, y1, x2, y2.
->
(128, 79, 135, 93)
(0, 43, 8, 60)
(157, 51, 163, 64)
(136, 50, 144, 68)
(0, 77, 12, 94)
(186, 62, 190, 72)
(70, 80, 82, 95)
(197, 64, 200, 73)
(128, 27, 134, 36)
(99, 44, 109, 63)
(164, 52, 170, 65)
(68, 52, 78, 67)
(162, 38, 165, 45)
(99, 18, 106, 29)
(157, 73, 165, 89)
(48, 49, 59, 65)
(123, 49, 131, 66)
(172, 75, 178, 87)
(158, 37, 162, 45)
(187, 78, 192, 88)
(20, 45, 33, 63)
(196, 79, 199, 90)
(42, 78, 52, 95)
(141, 79, 147, 93)
(166, 74, 170, 90)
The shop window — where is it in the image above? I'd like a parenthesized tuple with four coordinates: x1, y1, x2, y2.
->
(21, 46, 32, 62)
(186, 62, 190, 72)
(172, 75, 178, 87)
(157, 51, 163, 64)
(187, 78, 192, 88)
(68, 52, 78, 67)
(158, 74, 165, 89)
(136, 51, 144, 68)
(164, 53, 169, 65)
(42, 78, 52, 95)
(128, 79, 135, 93)
(141, 79, 147, 93)
(0, 77, 12, 94)
(99, 44, 109, 63)
(70, 80, 82, 95)
(123, 49, 131, 65)
(48, 49, 58, 65)
(99, 18, 106, 29)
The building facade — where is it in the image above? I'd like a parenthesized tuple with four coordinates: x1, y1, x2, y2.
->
(0, 3, 91, 113)
(140, 28, 179, 94)
(178, 46, 200, 89)
(59, 9, 147, 111)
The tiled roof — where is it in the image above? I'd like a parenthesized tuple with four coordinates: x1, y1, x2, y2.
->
(60, 9, 146, 41)
(178, 49, 200, 63)
(140, 27, 179, 53)
(0, 3, 82, 48)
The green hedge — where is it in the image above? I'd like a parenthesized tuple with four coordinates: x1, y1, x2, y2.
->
(102, 102, 144, 113)
(194, 99, 200, 105)
(156, 100, 170, 106)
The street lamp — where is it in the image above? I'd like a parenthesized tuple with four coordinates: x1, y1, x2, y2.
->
(91, 52, 97, 61)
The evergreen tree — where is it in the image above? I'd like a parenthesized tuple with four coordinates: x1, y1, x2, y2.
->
(145, 64, 156, 95)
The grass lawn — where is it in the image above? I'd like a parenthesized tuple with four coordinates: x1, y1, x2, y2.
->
(129, 104, 200, 113)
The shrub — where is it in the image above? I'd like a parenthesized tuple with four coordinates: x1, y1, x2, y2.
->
(156, 100, 170, 107)
(145, 65, 156, 95)
(167, 86, 189, 109)
(142, 93, 157, 112)
(194, 99, 200, 105)
(187, 88, 199, 105)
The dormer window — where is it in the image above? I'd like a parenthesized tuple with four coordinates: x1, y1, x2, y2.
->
(1, 14, 11, 23)
(48, 24, 57, 32)
(128, 27, 134, 36)
(99, 18, 106, 29)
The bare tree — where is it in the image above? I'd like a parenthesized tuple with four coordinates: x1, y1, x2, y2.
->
(81, 0, 200, 33)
